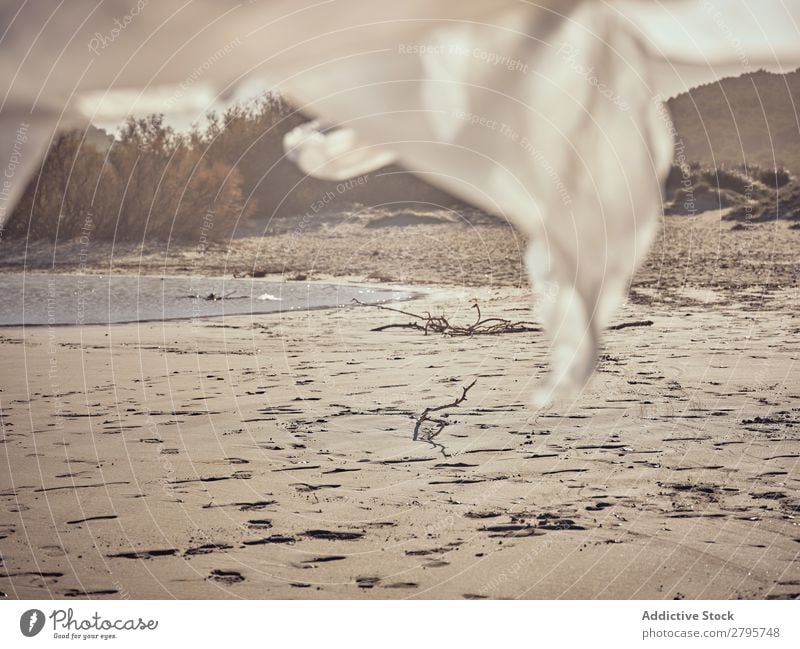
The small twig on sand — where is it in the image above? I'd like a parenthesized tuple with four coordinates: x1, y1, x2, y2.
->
(353, 299, 540, 336)
(185, 290, 239, 301)
(607, 319, 654, 331)
(413, 379, 477, 458)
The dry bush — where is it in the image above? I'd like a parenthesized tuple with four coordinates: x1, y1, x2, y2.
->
(4, 115, 247, 242)
(4, 92, 464, 242)
(6, 130, 118, 240)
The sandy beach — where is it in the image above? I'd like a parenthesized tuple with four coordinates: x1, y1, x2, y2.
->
(1, 210, 799, 599)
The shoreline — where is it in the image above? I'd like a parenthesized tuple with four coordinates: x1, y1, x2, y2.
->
(1, 210, 797, 307)
(0, 272, 429, 328)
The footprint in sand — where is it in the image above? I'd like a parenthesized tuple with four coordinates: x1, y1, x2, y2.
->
(39, 545, 67, 557)
(208, 569, 245, 585)
(184, 543, 233, 556)
(356, 576, 380, 589)
(62, 588, 119, 597)
(0, 571, 64, 588)
(238, 501, 276, 511)
(303, 530, 364, 541)
(66, 515, 118, 525)
(301, 556, 346, 564)
(107, 549, 179, 559)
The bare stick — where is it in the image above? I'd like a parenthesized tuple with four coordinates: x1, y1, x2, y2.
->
(413, 379, 477, 444)
(370, 322, 428, 333)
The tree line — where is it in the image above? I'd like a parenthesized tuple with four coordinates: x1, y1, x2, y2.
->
(3, 93, 462, 243)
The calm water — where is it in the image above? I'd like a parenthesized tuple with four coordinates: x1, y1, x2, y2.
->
(0, 274, 414, 326)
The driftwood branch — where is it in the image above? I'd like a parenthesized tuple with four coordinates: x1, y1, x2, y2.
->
(354, 299, 540, 336)
(413, 379, 477, 459)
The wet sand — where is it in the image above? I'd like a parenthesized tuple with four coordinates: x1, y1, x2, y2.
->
(1, 210, 799, 599)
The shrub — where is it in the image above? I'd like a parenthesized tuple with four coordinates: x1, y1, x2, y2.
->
(725, 180, 800, 222)
(4, 130, 119, 240)
(758, 166, 792, 188)
(700, 167, 754, 195)
(4, 115, 247, 242)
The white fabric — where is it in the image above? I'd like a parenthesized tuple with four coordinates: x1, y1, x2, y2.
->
(1, 1, 799, 403)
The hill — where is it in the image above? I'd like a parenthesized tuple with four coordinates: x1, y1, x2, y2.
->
(668, 68, 800, 172)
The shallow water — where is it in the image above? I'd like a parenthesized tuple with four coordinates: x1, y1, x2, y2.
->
(0, 273, 414, 326)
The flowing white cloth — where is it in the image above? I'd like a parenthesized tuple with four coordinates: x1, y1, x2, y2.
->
(1, 0, 798, 403)
(279, 2, 673, 403)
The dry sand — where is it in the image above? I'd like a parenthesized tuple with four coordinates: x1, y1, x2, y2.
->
(1, 209, 799, 599)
